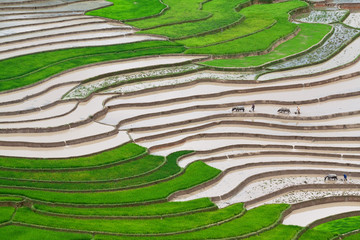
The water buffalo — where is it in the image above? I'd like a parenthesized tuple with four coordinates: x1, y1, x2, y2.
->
(278, 107, 290, 114)
(324, 174, 338, 181)
(232, 106, 245, 112)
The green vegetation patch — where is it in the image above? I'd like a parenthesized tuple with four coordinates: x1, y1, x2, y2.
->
(0, 195, 23, 202)
(246, 224, 302, 240)
(185, 0, 307, 55)
(0, 207, 15, 223)
(93, 204, 289, 239)
(299, 228, 336, 240)
(139, 0, 249, 39)
(33, 198, 215, 217)
(0, 155, 164, 181)
(0, 150, 189, 191)
(186, 22, 296, 55)
(343, 233, 360, 239)
(0, 41, 185, 92)
(164, 204, 289, 239)
(13, 203, 242, 234)
(0, 143, 145, 170)
(0, 161, 220, 204)
(203, 23, 331, 67)
(94, 150, 190, 189)
(86, 0, 166, 21)
(129, 0, 212, 29)
(314, 215, 360, 235)
(177, 18, 276, 48)
(0, 225, 92, 240)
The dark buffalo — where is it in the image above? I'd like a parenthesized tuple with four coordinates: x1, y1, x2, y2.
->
(278, 107, 290, 114)
(232, 106, 245, 112)
(324, 174, 338, 181)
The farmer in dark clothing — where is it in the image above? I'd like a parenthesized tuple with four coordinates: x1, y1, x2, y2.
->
(344, 174, 348, 181)
(251, 104, 255, 112)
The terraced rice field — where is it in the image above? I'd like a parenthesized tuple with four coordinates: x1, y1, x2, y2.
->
(1, 0, 360, 239)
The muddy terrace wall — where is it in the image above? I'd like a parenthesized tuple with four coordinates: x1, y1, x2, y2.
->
(314, 2, 360, 9)
(106, 69, 360, 109)
(0, 128, 119, 148)
(244, 183, 360, 207)
(147, 131, 360, 151)
(136, 119, 360, 142)
(168, 167, 360, 202)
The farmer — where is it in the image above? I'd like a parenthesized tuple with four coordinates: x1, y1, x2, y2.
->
(297, 106, 301, 114)
(344, 174, 348, 181)
(251, 104, 255, 112)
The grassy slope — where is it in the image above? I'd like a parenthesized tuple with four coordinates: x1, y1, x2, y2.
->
(177, 17, 275, 47)
(0, 207, 15, 223)
(313, 215, 360, 235)
(168, 204, 289, 239)
(86, 0, 166, 21)
(246, 224, 302, 240)
(186, 22, 296, 55)
(0, 41, 185, 92)
(0, 155, 165, 181)
(139, 0, 248, 39)
(0, 225, 92, 240)
(0, 161, 220, 204)
(203, 22, 331, 67)
(343, 233, 360, 239)
(185, 0, 307, 55)
(0, 143, 146, 169)
(129, 0, 211, 29)
(179, 0, 306, 48)
(93, 204, 289, 239)
(33, 198, 215, 217)
(13, 203, 243, 234)
(0, 150, 189, 191)
(0, 204, 293, 240)
(299, 229, 336, 240)
(0, 196, 23, 202)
